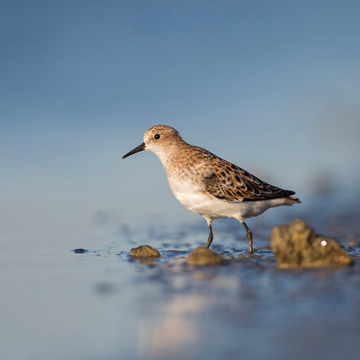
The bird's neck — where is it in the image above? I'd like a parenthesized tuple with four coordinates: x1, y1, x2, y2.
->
(155, 141, 194, 174)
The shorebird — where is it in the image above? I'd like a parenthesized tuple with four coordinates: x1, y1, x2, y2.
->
(123, 125, 300, 253)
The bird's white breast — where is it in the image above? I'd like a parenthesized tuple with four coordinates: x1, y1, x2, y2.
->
(166, 173, 288, 220)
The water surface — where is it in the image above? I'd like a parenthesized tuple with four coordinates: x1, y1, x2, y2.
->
(1, 199, 359, 360)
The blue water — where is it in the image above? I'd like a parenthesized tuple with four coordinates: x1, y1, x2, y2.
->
(1, 198, 359, 360)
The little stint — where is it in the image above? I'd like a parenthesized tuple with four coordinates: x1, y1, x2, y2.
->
(123, 125, 300, 254)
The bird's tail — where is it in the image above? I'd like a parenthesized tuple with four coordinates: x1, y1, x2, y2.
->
(285, 196, 301, 204)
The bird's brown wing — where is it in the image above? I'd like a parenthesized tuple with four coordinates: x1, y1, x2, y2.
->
(203, 160, 295, 202)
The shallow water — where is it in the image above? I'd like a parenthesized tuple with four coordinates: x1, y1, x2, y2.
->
(1, 199, 360, 360)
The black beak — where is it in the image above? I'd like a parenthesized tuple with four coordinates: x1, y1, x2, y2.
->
(122, 142, 146, 159)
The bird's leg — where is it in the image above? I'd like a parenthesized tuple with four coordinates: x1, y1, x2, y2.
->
(206, 220, 214, 248)
(240, 219, 253, 254)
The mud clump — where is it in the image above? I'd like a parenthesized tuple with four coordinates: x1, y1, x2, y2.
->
(271, 219, 353, 268)
(129, 245, 161, 258)
(186, 247, 222, 266)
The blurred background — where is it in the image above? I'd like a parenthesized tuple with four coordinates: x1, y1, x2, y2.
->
(1, 0, 360, 246)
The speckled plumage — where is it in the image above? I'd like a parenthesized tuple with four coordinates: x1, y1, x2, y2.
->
(123, 125, 300, 253)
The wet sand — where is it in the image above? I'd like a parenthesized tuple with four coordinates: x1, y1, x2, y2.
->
(1, 199, 359, 360)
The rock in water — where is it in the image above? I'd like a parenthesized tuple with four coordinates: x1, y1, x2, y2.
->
(129, 245, 161, 258)
(72, 248, 89, 254)
(271, 219, 353, 268)
(186, 247, 222, 266)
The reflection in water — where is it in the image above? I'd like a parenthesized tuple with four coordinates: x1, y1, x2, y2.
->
(135, 264, 258, 360)
(137, 295, 206, 359)
(136, 270, 243, 359)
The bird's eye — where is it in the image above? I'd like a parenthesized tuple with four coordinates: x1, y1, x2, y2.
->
(154, 134, 160, 140)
